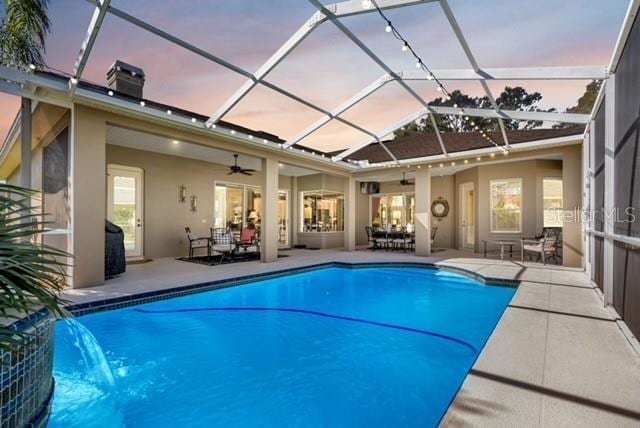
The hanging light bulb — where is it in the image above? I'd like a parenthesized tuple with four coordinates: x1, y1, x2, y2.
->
(362, 0, 372, 9)
(415, 60, 422, 68)
(385, 21, 392, 32)
(427, 74, 434, 80)
(436, 86, 443, 92)
(401, 42, 409, 52)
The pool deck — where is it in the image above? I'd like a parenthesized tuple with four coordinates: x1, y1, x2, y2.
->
(62, 248, 640, 427)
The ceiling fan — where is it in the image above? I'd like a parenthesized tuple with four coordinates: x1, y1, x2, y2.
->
(400, 171, 414, 186)
(227, 154, 255, 176)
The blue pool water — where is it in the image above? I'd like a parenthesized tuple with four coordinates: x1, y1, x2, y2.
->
(51, 266, 516, 427)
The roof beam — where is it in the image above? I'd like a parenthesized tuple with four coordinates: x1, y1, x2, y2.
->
(308, 0, 442, 160)
(429, 106, 590, 124)
(102, 3, 379, 142)
(283, 74, 394, 148)
(334, 103, 588, 161)
(207, 0, 433, 125)
(439, 0, 510, 147)
(206, 11, 324, 124)
(336, 109, 430, 161)
(70, 0, 111, 95)
(400, 66, 608, 81)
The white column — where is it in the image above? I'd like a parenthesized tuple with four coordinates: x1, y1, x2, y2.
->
(291, 176, 298, 247)
(415, 168, 432, 256)
(603, 74, 616, 305)
(344, 176, 356, 251)
(70, 105, 106, 288)
(20, 97, 32, 188)
(261, 157, 279, 262)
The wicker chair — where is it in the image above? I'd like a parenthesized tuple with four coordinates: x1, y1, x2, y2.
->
(210, 227, 236, 263)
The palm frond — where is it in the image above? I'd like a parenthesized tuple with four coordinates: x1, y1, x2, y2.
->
(0, 183, 71, 352)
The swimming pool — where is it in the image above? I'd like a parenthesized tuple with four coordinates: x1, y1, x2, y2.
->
(51, 265, 516, 427)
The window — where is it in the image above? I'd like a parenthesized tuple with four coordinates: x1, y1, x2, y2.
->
(43, 127, 70, 230)
(490, 179, 522, 233)
(543, 178, 563, 227)
(370, 193, 415, 230)
(301, 191, 344, 232)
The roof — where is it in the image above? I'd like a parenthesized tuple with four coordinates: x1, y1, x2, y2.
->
(329, 127, 585, 163)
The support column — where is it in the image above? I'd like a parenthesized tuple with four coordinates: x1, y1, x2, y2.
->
(291, 176, 298, 247)
(261, 157, 279, 262)
(415, 168, 432, 256)
(603, 74, 616, 304)
(562, 144, 583, 268)
(20, 98, 32, 188)
(70, 105, 106, 288)
(344, 176, 356, 251)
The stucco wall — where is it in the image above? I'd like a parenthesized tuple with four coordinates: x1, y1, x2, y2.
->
(106, 144, 294, 259)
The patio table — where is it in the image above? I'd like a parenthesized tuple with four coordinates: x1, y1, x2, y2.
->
(482, 239, 519, 260)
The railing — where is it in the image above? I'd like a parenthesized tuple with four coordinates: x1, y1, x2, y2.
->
(586, 228, 640, 250)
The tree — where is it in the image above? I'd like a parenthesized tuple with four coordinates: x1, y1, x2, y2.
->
(0, 0, 50, 69)
(393, 86, 548, 137)
(553, 80, 602, 128)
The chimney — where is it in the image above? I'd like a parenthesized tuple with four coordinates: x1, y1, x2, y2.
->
(107, 60, 145, 98)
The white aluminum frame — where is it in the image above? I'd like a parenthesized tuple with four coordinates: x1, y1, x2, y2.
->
(1, 0, 609, 168)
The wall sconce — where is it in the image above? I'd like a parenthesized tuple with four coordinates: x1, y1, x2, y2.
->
(190, 195, 198, 212)
(179, 185, 187, 203)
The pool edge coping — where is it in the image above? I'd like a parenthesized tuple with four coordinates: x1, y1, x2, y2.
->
(65, 261, 520, 316)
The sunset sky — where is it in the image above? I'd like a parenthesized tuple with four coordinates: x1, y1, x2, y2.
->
(0, 0, 631, 151)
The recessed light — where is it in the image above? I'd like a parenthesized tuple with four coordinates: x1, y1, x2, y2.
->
(140, 101, 146, 107)
(108, 90, 114, 96)
(191, 118, 197, 123)
(230, 130, 236, 135)
(166, 109, 172, 115)
(172, 140, 179, 145)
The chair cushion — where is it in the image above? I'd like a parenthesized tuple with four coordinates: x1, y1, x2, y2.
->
(523, 244, 542, 251)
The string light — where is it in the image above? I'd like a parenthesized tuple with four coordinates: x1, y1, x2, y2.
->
(369, 0, 506, 151)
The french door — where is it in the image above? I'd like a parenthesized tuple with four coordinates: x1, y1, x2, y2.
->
(107, 165, 144, 259)
(459, 182, 475, 250)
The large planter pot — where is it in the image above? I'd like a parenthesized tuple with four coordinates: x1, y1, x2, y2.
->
(1, 310, 55, 428)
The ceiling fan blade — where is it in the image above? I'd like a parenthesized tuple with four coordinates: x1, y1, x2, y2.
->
(242, 169, 256, 173)
(227, 171, 234, 175)
(240, 170, 253, 176)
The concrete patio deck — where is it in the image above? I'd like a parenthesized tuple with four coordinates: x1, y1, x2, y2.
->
(63, 248, 640, 427)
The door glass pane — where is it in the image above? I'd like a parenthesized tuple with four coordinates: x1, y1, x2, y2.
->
(246, 188, 262, 229)
(278, 191, 288, 245)
(113, 176, 136, 251)
(214, 184, 243, 231)
(389, 195, 405, 229)
(466, 190, 474, 245)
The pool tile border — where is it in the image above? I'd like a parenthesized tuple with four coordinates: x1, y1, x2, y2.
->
(66, 262, 519, 316)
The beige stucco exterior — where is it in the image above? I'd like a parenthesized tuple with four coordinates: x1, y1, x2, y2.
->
(0, 101, 585, 288)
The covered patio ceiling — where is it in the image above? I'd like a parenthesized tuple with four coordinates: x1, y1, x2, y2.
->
(0, 0, 628, 169)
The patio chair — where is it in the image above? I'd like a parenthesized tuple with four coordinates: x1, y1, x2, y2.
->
(365, 226, 384, 250)
(210, 227, 236, 263)
(521, 233, 558, 265)
(391, 229, 411, 252)
(236, 227, 260, 257)
(185, 227, 211, 259)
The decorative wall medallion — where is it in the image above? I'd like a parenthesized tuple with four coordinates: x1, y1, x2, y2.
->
(431, 197, 449, 218)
